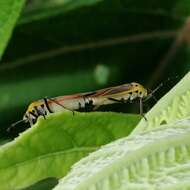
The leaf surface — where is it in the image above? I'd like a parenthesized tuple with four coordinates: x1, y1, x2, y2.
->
(0, 112, 140, 190)
(19, 0, 103, 24)
(53, 118, 190, 190)
(0, 0, 25, 59)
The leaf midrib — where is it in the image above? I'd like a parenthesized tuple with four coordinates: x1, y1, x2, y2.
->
(0, 146, 98, 171)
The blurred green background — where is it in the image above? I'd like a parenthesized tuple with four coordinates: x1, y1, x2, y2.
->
(0, 0, 190, 138)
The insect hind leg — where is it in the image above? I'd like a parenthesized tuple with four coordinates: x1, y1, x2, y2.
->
(108, 97, 147, 121)
(108, 97, 127, 103)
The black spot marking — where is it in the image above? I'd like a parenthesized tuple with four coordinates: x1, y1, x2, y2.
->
(84, 99, 94, 111)
(89, 99, 93, 104)
(29, 111, 38, 118)
(43, 98, 53, 113)
(78, 102, 82, 109)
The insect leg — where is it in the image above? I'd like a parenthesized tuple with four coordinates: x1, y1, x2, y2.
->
(92, 105, 101, 110)
(109, 97, 147, 120)
(140, 98, 143, 115)
(108, 97, 125, 103)
(139, 98, 147, 121)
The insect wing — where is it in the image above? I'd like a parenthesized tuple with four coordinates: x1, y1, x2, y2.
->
(86, 83, 133, 98)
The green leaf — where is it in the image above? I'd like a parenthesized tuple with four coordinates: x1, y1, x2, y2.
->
(0, 0, 25, 59)
(132, 71, 190, 135)
(19, 0, 103, 24)
(0, 112, 140, 190)
(53, 118, 190, 190)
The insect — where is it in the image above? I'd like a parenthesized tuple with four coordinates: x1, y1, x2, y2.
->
(8, 81, 162, 131)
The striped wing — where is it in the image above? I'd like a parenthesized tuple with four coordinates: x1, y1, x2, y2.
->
(86, 83, 133, 97)
(52, 83, 133, 102)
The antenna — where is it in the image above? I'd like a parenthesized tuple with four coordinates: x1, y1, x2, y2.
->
(7, 119, 27, 132)
(144, 76, 178, 102)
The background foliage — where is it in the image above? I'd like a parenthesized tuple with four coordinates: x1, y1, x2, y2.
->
(0, 0, 190, 189)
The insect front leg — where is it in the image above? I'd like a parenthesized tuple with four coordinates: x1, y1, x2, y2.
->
(139, 98, 147, 121)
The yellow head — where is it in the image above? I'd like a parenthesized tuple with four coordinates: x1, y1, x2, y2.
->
(26, 101, 44, 113)
(130, 82, 148, 98)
